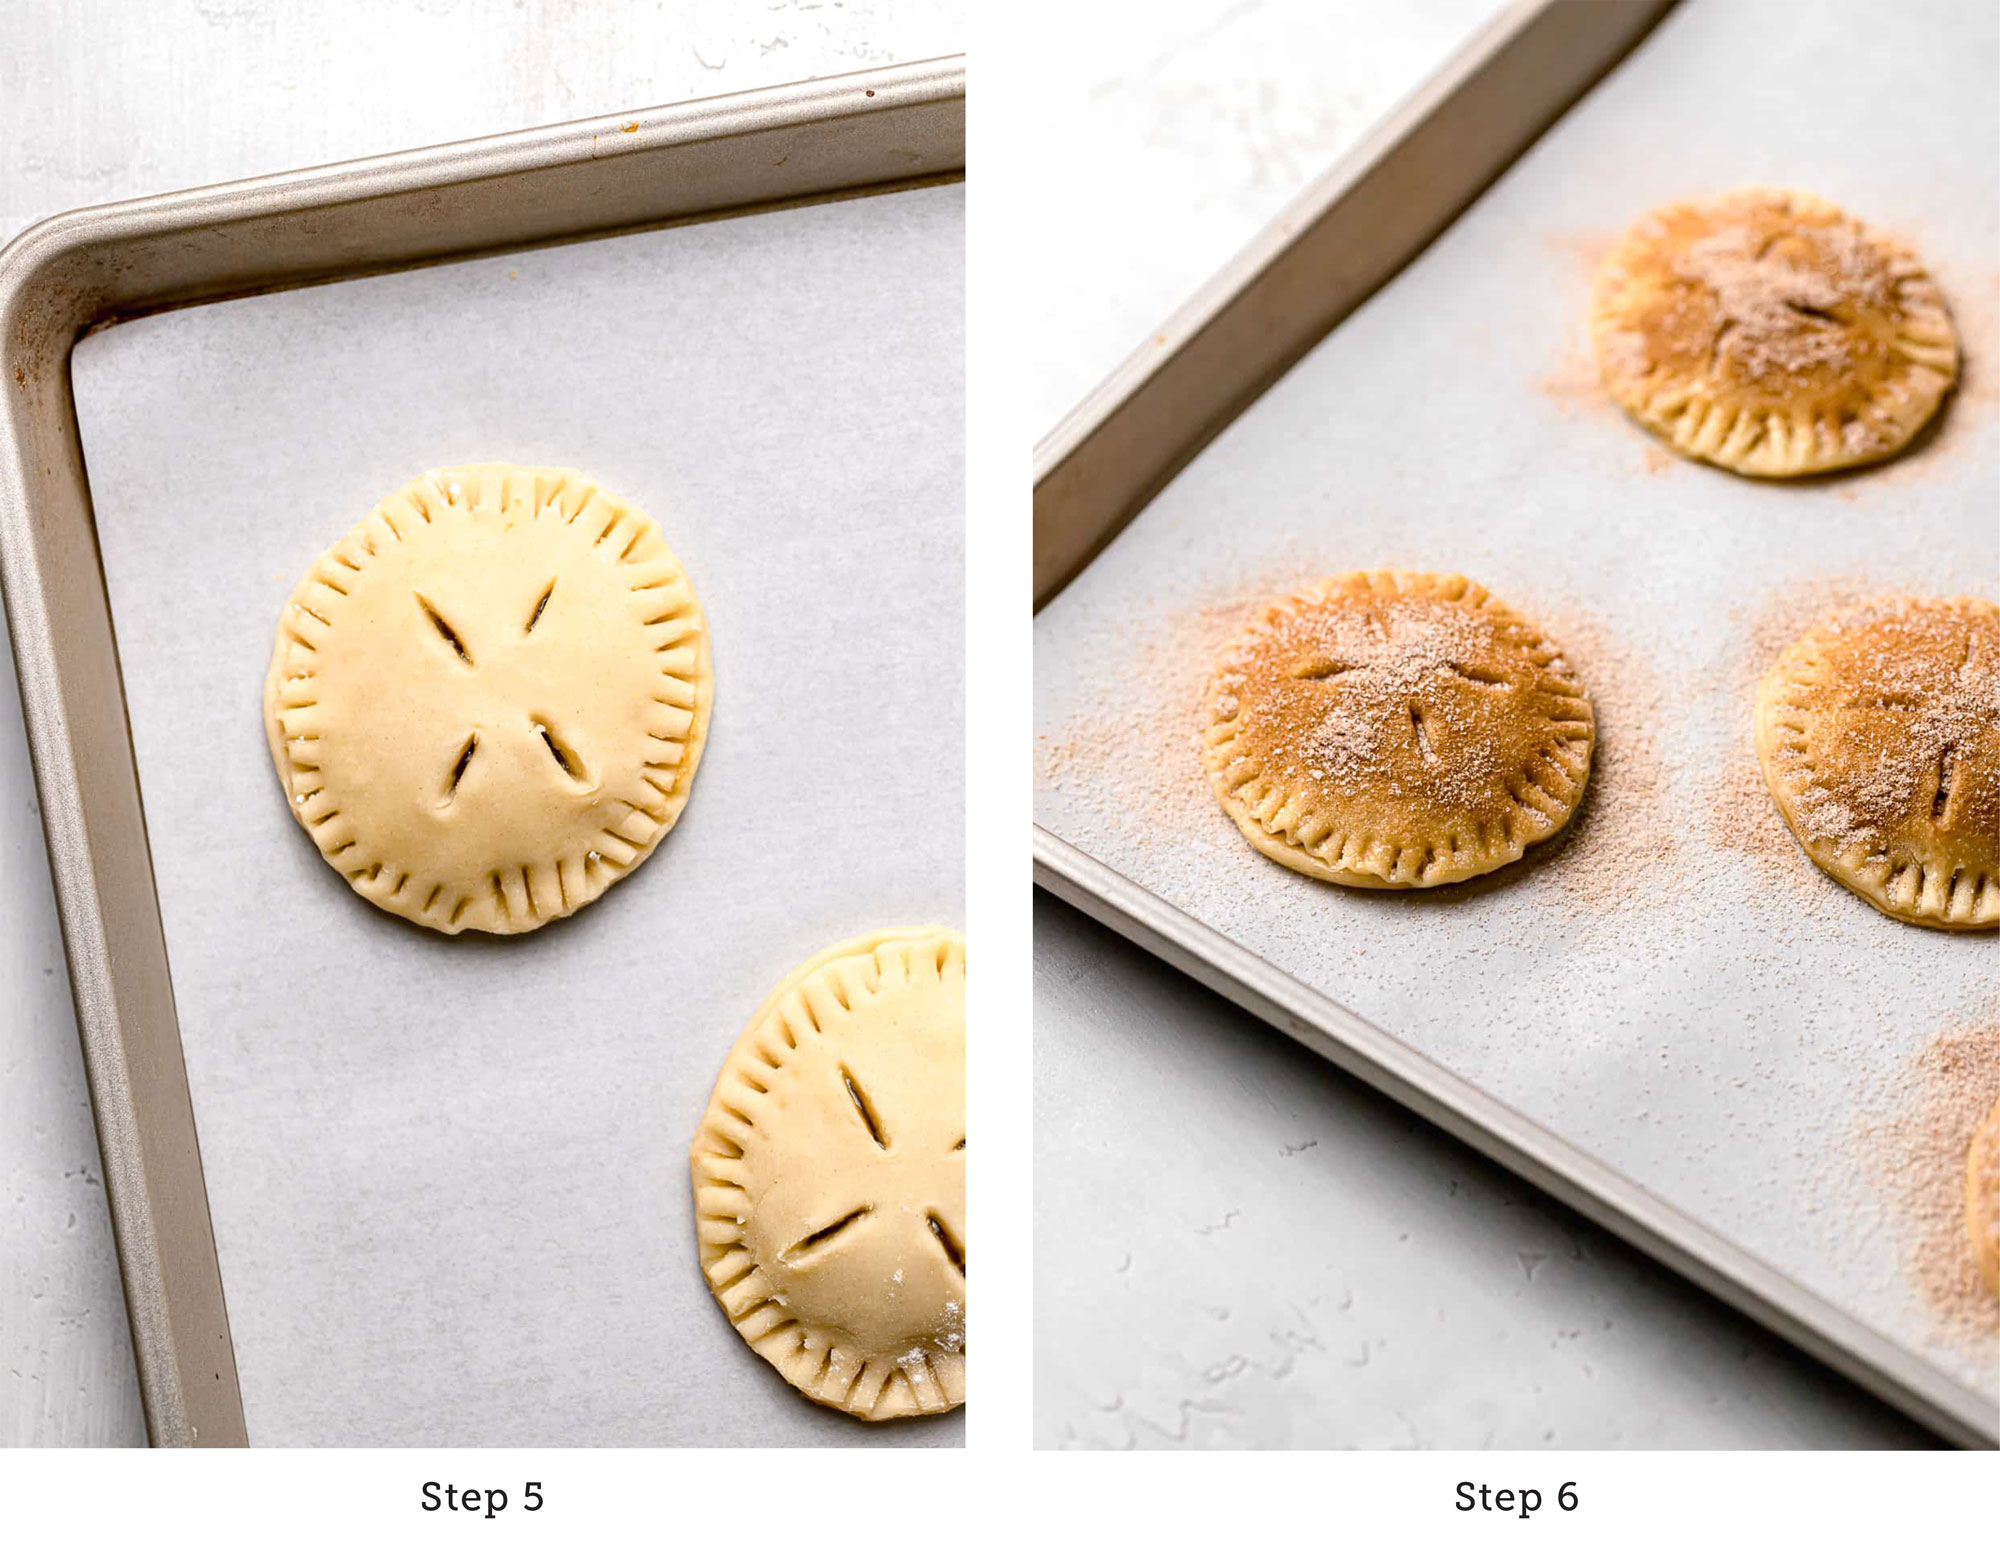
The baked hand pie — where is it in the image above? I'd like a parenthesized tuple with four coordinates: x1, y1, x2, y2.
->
(691, 928, 966, 1421)
(1591, 189, 1958, 477)
(1970, 1097, 2000, 1302)
(1203, 571, 1594, 888)
(264, 464, 711, 934)
(1756, 596, 1998, 930)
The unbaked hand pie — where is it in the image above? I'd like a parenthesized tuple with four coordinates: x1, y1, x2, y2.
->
(691, 928, 966, 1421)
(1591, 189, 1958, 477)
(264, 464, 711, 935)
(1203, 571, 1594, 888)
(1756, 596, 1998, 930)
(1970, 1098, 2000, 1301)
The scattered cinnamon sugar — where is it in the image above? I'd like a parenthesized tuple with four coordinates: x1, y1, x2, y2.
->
(1037, 577, 1281, 851)
(1541, 227, 1613, 281)
(1855, 1015, 2000, 1350)
(1535, 228, 1622, 426)
(1960, 268, 2000, 407)
(1738, 573, 1888, 682)
(1532, 227, 1672, 475)
(1707, 739, 1835, 916)
(1704, 574, 1885, 911)
(1522, 598, 1678, 911)
(1535, 347, 1683, 484)
(1971, 1100, 2000, 1300)
(1535, 348, 1605, 414)
(1533, 350, 1693, 477)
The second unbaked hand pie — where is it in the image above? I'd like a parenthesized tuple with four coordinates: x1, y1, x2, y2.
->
(264, 464, 712, 935)
(1591, 188, 1958, 477)
(1756, 596, 1998, 930)
(691, 928, 966, 1421)
(1203, 572, 1594, 888)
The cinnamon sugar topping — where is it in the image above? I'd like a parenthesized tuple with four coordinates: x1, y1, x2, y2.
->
(1202, 572, 1594, 889)
(1756, 595, 1999, 929)
(1591, 189, 1958, 476)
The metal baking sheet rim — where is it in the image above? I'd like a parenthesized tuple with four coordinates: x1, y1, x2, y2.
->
(1031, 0, 1680, 607)
(1026, 0, 1993, 1450)
(0, 56, 965, 1448)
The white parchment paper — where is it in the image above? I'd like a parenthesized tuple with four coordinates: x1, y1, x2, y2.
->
(1035, 0, 1998, 1407)
(74, 182, 965, 1446)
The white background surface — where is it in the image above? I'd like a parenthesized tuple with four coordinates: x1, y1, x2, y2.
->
(1020, 0, 1524, 436)
(0, 0, 962, 1449)
(1028, 0, 1948, 1448)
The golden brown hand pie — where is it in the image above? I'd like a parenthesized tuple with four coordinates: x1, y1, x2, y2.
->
(1203, 572, 1594, 888)
(1591, 189, 1957, 477)
(264, 464, 711, 935)
(1756, 596, 1998, 929)
(691, 928, 966, 1421)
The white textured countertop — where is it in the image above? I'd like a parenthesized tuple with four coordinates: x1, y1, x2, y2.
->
(1028, 0, 1932, 1449)
(0, 0, 961, 1449)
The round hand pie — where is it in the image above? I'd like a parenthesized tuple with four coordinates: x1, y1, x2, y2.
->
(1203, 571, 1594, 888)
(1756, 596, 1998, 930)
(1591, 188, 1958, 477)
(264, 463, 712, 935)
(691, 928, 966, 1421)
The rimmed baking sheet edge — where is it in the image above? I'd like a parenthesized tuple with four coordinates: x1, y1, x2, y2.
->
(1026, 0, 1993, 1449)
(0, 55, 965, 1448)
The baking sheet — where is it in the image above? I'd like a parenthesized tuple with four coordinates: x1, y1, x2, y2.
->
(1034, 0, 1998, 1413)
(73, 181, 964, 1447)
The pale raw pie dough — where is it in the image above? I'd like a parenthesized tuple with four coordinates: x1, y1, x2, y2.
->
(1591, 188, 1958, 477)
(1203, 572, 1595, 888)
(691, 928, 966, 1421)
(1756, 596, 1998, 930)
(1970, 1098, 2000, 1302)
(264, 464, 712, 935)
